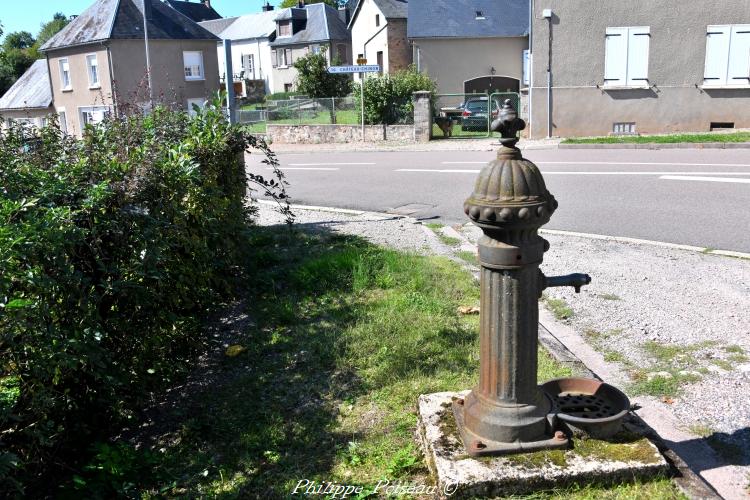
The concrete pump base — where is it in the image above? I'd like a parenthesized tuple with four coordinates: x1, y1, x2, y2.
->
(417, 392, 669, 499)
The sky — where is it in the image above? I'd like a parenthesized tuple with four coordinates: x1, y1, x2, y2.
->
(0, 0, 278, 39)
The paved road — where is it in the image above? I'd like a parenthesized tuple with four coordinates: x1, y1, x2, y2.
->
(246, 147, 750, 252)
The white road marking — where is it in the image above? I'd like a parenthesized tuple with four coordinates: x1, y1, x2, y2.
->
(268, 167, 339, 171)
(659, 175, 750, 184)
(288, 162, 376, 166)
(396, 169, 750, 176)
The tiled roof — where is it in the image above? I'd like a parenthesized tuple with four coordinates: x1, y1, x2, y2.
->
(200, 10, 278, 40)
(271, 3, 350, 47)
(407, 0, 529, 39)
(40, 0, 219, 52)
(0, 60, 53, 111)
(164, 0, 222, 22)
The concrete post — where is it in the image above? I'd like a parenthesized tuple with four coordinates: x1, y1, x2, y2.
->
(412, 91, 432, 142)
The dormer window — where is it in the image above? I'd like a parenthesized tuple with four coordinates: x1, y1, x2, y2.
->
(476, 10, 485, 20)
(278, 20, 291, 37)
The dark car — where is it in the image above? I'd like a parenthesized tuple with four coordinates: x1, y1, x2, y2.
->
(461, 98, 501, 131)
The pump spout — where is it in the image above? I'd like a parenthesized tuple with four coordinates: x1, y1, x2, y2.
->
(543, 273, 591, 293)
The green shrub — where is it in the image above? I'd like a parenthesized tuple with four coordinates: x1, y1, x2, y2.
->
(0, 95, 290, 495)
(265, 91, 305, 101)
(354, 65, 436, 124)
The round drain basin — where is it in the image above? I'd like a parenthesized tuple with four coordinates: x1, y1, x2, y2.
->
(541, 377, 630, 438)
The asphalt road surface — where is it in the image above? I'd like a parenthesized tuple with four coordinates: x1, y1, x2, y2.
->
(246, 147, 750, 253)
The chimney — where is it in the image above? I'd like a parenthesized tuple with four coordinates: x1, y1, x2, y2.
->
(144, 0, 153, 20)
(297, 0, 305, 8)
(338, 6, 350, 25)
(204, 0, 211, 8)
(262, 2, 274, 12)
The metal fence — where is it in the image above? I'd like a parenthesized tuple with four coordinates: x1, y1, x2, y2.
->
(431, 92, 520, 140)
(237, 96, 361, 134)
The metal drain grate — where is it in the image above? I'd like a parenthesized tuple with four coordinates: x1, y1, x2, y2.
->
(554, 392, 619, 419)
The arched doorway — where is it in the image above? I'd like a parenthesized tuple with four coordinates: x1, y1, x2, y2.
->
(464, 75, 519, 94)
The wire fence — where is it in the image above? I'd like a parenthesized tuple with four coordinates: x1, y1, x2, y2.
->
(431, 92, 520, 140)
(238, 97, 361, 134)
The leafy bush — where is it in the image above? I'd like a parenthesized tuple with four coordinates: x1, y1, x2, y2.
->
(293, 51, 351, 99)
(0, 95, 290, 495)
(265, 91, 305, 102)
(355, 65, 436, 124)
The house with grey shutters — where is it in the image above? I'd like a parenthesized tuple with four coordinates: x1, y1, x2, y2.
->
(408, 0, 529, 96)
(0, 60, 55, 129)
(269, 2, 352, 93)
(529, 1, 750, 138)
(38, 0, 221, 137)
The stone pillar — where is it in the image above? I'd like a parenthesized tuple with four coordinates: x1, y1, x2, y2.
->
(412, 91, 432, 143)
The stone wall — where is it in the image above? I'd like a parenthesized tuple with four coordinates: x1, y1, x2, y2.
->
(267, 124, 414, 143)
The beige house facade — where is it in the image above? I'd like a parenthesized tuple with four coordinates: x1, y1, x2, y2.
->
(349, 0, 410, 82)
(40, 0, 220, 137)
(530, 0, 750, 138)
(0, 60, 56, 129)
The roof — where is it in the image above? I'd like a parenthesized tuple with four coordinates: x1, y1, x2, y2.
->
(200, 10, 278, 40)
(164, 0, 222, 22)
(407, 0, 529, 39)
(40, 0, 219, 52)
(349, 0, 407, 28)
(271, 3, 350, 47)
(0, 60, 53, 111)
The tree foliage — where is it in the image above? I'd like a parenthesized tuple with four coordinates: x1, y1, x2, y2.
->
(355, 65, 436, 124)
(292, 50, 351, 98)
(0, 95, 291, 496)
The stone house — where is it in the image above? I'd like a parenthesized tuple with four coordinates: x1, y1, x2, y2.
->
(348, 0, 411, 82)
(39, 0, 221, 137)
(269, 2, 352, 94)
(0, 60, 55, 129)
(408, 0, 529, 96)
(199, 8, 278, 97)
(529, 1, 750, 138)
(164, 0, 222, 22)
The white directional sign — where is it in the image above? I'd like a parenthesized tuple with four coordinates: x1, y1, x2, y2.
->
(327, 65, 381, 74)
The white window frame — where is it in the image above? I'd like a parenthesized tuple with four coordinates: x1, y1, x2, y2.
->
(86, 54, 100, 88)
(57, 108, 68, 134)
(241, 53, 254, 77)
(703, 24, 750, 88)
(59, 58, 72, 91)
(78, 106, 110, 129)
(183, 51, 205, 81)
(311, 44, 321, 55)
(604, 26, 650, 88)
(278, 20, 291, 37)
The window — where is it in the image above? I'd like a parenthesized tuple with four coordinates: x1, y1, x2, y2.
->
(183, 51, 204, 80)
(284, 83, 294, 92)
(275, 48, 292, 67)
(278, 20, 291, 37)
(187, 98, 206, 117)
(86, 54, 99, 87)
(336, 44, 347, 63)
(476, 11, 485, 20)
(375, 14, 380, 27)
(613, 122, 636, 135)
(57, 108, 67, 134)
(704, 25, 750, 86)
(59, 58, 71, 90)
(376, 51, 383, 74)
(79, 106, 110, 128)
(311, 44, 321, 55)
(241, 54, 254, 77)
(604, 26, 650, 87)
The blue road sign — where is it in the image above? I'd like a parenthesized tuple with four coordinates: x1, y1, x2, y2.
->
(327, 65, 381, 74)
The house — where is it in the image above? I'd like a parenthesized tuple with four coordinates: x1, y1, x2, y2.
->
(39, 0, 221, 137)
(269, 2, 352, 94)
(408, 0, 529, 96)
(0, 60, 55, 129)
(164, 0, 222, 23)
(529, 1, 750, 138)
(348, 0, 410, 80)
(199, 7, 279, 97)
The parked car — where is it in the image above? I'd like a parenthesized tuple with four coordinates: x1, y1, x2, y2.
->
(461, 97, 501, 131)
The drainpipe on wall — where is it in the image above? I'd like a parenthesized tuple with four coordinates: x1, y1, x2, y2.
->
(106, 43, 118, 116)
(142, 0, 154, 109)
(528, 0, 533, 138)
(543, 8, 552, 138)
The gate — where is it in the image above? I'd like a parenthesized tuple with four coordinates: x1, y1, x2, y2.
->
(431, 92, 520, 140)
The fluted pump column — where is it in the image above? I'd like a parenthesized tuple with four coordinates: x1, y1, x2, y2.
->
(452, 100, 569, 455)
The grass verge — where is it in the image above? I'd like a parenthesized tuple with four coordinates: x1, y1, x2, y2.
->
(66, 227, 678, 497)
(562, 132, 750, 144)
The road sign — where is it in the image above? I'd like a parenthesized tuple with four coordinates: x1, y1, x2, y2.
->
(356, 57, 367, 65)
(327, 65, 380, 74)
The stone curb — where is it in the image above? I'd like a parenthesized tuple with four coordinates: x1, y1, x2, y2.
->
(559, 142, 750, 150)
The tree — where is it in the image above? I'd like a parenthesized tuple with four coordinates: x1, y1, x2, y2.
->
(2, 31, 35, 51)
(35, 13, 69, 50)
(356, 66, 437, 124)
(279, 0, 340, 8)
(293, 51, 351, 98)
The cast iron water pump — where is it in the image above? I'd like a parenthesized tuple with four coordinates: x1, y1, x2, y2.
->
(452, 100, 594, 455)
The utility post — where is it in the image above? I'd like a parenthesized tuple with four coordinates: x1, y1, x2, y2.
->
(224, 39, 236, 125)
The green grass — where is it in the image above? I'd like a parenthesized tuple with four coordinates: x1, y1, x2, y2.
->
(269, 109, 360, 126)
(456, 250, 479, 266)
(60, 228, 681, 497)
(598, 293, 622, 301)
(431, 123, 490, 139)
(544, 296, 574, 320)
(562, 132, 750, 144)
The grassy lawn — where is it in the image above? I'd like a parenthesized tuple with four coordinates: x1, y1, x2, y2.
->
(65, 227, 682, 498)
(562, 131, 750, 144)
(431, 123, 489, 139)
(268, 109, 361, 126)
